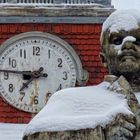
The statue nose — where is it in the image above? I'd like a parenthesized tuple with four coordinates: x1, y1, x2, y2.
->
(122, 41, 135, 50)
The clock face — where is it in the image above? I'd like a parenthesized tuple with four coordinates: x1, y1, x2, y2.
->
(0, 32, 77, 113)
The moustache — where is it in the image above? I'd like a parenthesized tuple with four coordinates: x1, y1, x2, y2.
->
(118, 49, 140, 60)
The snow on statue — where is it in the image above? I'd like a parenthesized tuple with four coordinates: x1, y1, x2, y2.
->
(23, 10, 140, 140)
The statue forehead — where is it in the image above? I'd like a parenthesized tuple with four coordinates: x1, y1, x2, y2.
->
(102, 10, 140, 34)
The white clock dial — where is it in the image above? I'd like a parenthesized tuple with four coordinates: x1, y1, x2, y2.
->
(0, 32, 78, 113)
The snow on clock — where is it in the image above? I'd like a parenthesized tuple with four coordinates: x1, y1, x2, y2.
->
(0, 31, 88, 113)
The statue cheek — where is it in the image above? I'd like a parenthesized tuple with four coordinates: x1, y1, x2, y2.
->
(138, 60, 140, 66)
(108, 48, 118, 59)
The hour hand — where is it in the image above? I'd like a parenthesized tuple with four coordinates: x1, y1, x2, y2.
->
(20, 73, 48, 91)
(19, 67, 48, 91)
(19, 77, 34, 91)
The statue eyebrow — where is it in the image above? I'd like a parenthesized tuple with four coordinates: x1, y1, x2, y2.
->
(109, 33, 121, 41)
(109, 32, 126, 40)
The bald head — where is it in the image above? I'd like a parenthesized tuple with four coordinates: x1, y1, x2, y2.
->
(101, 10, 140, 46)
(100, 10, 140, 78)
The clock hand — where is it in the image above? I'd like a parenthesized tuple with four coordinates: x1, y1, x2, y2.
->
(19, 67, 48, 91)
(19, 77, 35, 91)
(0, 69, 32, 75)
(0, 68, 48, 78)
(31, 67, 44, 78)
(20, 73, 48, 91)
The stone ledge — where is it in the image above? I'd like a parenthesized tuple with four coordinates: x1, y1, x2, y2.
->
(0, 5, 115, 17)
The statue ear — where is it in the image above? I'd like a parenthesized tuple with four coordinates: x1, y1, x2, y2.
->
(100, 52, 107, 68)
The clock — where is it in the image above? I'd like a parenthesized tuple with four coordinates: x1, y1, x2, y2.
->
(0, 31, 88, 113)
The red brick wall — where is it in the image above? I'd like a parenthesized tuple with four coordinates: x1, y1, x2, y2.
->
(0, 23, 108, 123)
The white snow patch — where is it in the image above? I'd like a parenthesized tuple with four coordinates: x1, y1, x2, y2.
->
(123, 36, 136, 43)
(0, 123, 27, 140)
(102, 10, 140, 34)
(24, 82, 132, 136)
(135, 92, 140, 104)
(114, 36, 136, 55)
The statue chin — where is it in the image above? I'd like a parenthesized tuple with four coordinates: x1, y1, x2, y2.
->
(118, 59, 140, 73)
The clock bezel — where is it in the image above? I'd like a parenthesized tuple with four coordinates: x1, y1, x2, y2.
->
(0, 31, 88, 112)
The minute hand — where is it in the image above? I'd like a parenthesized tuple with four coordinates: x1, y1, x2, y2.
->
(0, 69, 32, 75)
(0, 69, 48, 78)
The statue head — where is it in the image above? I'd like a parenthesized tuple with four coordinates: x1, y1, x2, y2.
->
(100, 10, 140, 82)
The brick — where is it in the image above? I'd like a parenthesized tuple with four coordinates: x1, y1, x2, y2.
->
(98, 73, 105, 78)
(89, 79, 97, 85)
(53, 25, 61, 33)
(86, 45, 95, 50)
(23, 118, 31, 123)
(1, 25, 8, 33)
(17, 117, 23, 123)
(92, 51, 99, 56)
(21, 25, 27, 32)
(0, 117, 6, 122)
(65, 34, 73, 39)
(85, 45, 92, 51)
(95, 25, 102, 34)
(11, 118, 18, 123)
(9, 25, 16, 33)
(94, 45, 100, 51)
(78, 39, 84, 45)
(0, 26, 2, 32)
(71, 25, 77, 33)
(95, 78, 102, 84)
(24, 112, 32, 118)
(92, 39, 100, 45)
(66, 38, 73, 45)
(82, 25, 89, 34)
(27, 24, 33, 31)
(82, 56, 89, 61)
(86, 61, 94, 67)
(94, 56, 100, 61)
(94, 67, 101, 73)
(101, 68, 108, 73)
(76, 25, 82, 34)
(90, 35, 100, 40)
(37, 25, 44, 32)
(87, 68, 95, 73)
(76, 45, 84, 50)
(98, 62, 104, 67)
(63, 25, 71, 35)
(90, 25, 95, 33)
(0, 112, 9, 117)
(0, 106, 8, 112)
(80, 51, 87, 55)
(0, 100, 4, 106)
(0, 100, 9, 107)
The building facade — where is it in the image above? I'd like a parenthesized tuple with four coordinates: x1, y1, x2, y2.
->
(0, 0, 114, 123)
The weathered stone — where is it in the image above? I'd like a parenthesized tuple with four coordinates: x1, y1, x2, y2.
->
(100, 10, 140, 140)
(109, 76, 139, 114)
(105, 114, 136, 140)
(0, 6, 114, 17)
(23, 126, 105, 140)
(104, 75, 137, 140)
(4, 0, 112, 6)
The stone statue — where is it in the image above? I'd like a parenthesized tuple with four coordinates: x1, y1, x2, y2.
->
(23, 10, 140, 140)
(100, 9, 140, 140)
